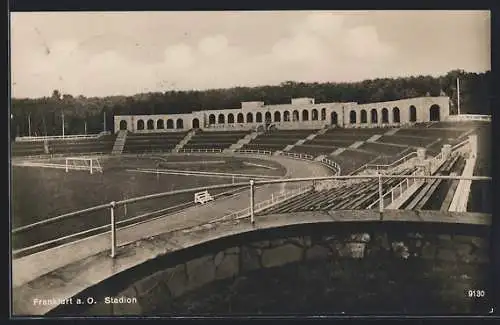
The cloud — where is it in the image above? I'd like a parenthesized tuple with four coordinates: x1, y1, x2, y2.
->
(343, 26, 395, 60)
(163, 43, 195, 69)
(11, 11, 488, 98)
(198, 34, 229, 56)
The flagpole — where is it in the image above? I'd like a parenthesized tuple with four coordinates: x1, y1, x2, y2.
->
(28, 113, 31, 137)
(62, 111, 65, 137)
(457, 77, 461, 115)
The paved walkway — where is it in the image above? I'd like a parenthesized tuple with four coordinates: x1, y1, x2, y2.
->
(13, 208, 490, 316)
(12, 155, 332, 288)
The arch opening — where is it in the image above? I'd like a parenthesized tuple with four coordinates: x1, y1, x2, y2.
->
(208, 114, 216, 125)
(292, 110, 299, 122)
(265, 112, 272, 123)
(381, 108, 389, 124)
(246, 113, 254, 123)
(156, 119, 164, 129)
(147, 119, 154, 130)
(218, 114, 225, 124)
(370, 109, 378, 124)
(393, 107, 400, 123)
(302, 110, 309, 121)
(228, 113, 234, 124)
(312, 109, 318, 121)
(409, 105, 417, 122)
(274, 111, 281, 122)
(331, 112, 338, 126)
(321, 108, 326, 121)
(167, 119, 174, 129)
(284, 111, 290, 122)
(360, 110, 367, 124)
(237, 113, 244, 123)
(119, 120, 128, 130)
(176, 119, 184, 129)
(192, 118, 200, 129)
(429, 105, 441, 122)
(349, 111, 357, 124)
(256, 112, 263, 123)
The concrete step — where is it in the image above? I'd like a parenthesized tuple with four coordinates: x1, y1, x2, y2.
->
(348, 141, 364, 149)
(384, 128, 399, 136)
(366, 134, 383, 143)
(283, 145, 294, 152)
(331, 148, 346, 156)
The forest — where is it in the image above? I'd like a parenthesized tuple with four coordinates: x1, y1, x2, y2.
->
(10, 69, 490, 137)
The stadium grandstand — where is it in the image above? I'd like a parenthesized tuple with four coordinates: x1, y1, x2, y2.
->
(10, 95, 491, 316)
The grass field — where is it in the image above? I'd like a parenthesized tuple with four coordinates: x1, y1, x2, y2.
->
(11, 155, 286, 252)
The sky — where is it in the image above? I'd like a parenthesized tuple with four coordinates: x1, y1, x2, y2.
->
(10, 10, 491, 98)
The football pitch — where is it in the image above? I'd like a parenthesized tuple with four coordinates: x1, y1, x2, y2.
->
(11, 155, 287, 253)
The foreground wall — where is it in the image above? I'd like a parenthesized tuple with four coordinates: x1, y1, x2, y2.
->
(49, 217, 490, 316)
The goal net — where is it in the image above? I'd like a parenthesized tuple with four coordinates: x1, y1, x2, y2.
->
(65, 157, 103, 174)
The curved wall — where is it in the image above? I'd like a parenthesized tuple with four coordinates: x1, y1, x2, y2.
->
(114, 96, 450, 133)
(49, 218, 490, 316)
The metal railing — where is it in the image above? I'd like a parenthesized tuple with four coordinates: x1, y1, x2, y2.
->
(320, 157, 341, 175)
(446, 114, 491, 122)
(176, 148, 223, 153)
(12, 170, 491, 259)
(11, 151, 110, 161)
(349, 151, 418, 175)
(234, 149, 273, 155)
(14, 132, 111, 142)
(367, 169, 422, 209)
(212, 183, 314, 223)
(279, 152, 314, 160)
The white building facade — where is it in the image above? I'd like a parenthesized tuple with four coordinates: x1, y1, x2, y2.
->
(114, 96, 450, 133)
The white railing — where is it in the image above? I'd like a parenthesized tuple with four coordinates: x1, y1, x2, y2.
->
(213, 183, 313, 223)
(446, 114, 491, 122)
(349, 151, 418, 175)
(279, 152, 314, 160)
(15, 133, 107, 142)
(12, 173, 491, 259)
(234, 149, 273, 155)
(451, 139, 470, 152)
(176, 148, 223, 153)
(367, 169, 422, 209)
(320, 157, 341, 175)
(12, 161, 104, 174)
(11, 151, 109, 160)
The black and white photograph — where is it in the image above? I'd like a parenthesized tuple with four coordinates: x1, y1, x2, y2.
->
(10, 10, 493, 317)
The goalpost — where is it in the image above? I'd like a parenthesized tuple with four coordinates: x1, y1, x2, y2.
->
(65, 157, 103, 174)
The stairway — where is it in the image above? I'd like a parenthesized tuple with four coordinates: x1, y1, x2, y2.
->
(366, 134, 383, 143)
(331, 148, 346, 156)
(228, 131, 258, 152)
(283, 128, 324, 152)
(385, 128, 399, 136)
(111, 131, 127, 155)
(348, 141, 364, 149)
(175, 129, 197, 152)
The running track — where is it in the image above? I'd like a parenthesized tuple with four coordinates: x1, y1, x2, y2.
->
(12, 154, 333, 288)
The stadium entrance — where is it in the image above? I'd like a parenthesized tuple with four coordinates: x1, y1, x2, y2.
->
(331, 112, 338, 126)
(429, 105, 441, 121)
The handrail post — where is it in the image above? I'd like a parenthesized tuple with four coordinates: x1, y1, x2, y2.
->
(378, 173, 384, 213)
(249, 180, 255, 224)
(110, 201, 117, 258)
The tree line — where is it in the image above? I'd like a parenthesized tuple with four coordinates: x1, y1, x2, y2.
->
(10, 69, 490, 138)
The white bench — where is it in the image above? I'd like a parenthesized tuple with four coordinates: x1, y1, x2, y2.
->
(194, 190, 214, 204)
